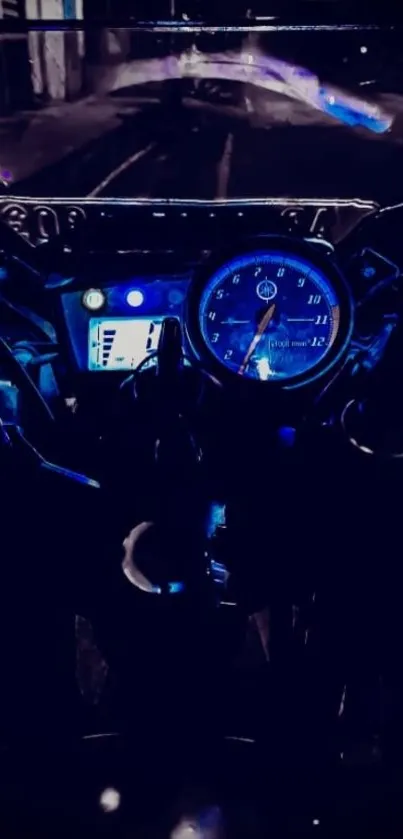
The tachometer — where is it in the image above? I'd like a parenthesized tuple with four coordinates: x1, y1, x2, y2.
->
(187, 240, 353, 387)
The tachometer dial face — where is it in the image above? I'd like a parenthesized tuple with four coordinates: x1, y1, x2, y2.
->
(196, 249, 350, 385)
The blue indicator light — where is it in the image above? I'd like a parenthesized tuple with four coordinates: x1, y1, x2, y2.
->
(278, 426, 297, 447)
(168, 288, 185, 305)
(126, 289, 145, 308)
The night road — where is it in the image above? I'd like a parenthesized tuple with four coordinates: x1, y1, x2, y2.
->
(2, 20, 403, 207)
(5, 89, 403, 207)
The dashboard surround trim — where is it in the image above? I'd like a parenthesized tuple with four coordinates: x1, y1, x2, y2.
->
(0, 197, 379, 249)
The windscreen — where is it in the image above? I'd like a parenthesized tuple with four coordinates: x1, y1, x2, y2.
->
(0, 10, 401, 203)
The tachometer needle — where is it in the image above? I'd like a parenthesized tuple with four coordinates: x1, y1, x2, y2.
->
(238, 303, 276, 375)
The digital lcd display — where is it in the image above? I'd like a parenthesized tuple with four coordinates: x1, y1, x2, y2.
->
(88, 317, 163, 371)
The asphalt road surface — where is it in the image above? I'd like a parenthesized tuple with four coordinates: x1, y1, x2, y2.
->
(11, 92, 403, 205)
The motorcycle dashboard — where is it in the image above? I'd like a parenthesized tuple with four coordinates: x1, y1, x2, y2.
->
(62, 237, 353, 391)
(1, 196, 403, 403)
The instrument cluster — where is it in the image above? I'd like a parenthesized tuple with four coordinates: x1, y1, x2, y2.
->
(62, 236, 355, 390)
(61, 274, 191, 373)
(2, 197, 403, 468)
(6, 195, 400, 393)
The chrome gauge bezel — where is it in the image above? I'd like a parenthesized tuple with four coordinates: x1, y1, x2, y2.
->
(185, 236, 354, 390)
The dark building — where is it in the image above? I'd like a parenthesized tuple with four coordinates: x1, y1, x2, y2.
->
(0, 0, 33, 114)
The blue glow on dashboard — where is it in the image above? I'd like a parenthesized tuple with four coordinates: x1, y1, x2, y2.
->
(278, 426, 297, 447)
(206, 502, 226, 537)
(168, 581, 185, 594)
(0, 381, 19, 424)
(126, 289, 145, 308)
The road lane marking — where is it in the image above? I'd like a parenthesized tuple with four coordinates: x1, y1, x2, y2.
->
(216, 131, 233, 198)
(88, 142, 157, 197)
